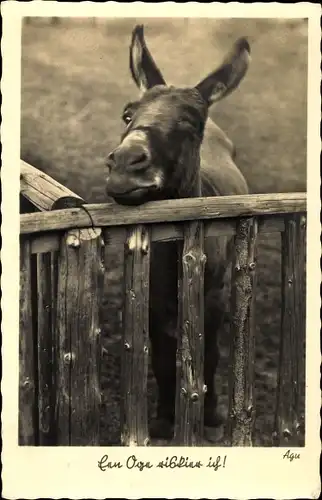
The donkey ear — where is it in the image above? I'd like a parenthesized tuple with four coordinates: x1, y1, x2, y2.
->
(195, 37, 251, 106)
(130, 25, 166, 93)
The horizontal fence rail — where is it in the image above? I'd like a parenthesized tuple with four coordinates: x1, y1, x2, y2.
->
(29, 215, 286, 256)
(19, 162, 307, 447)
(20, 192, 306, 234)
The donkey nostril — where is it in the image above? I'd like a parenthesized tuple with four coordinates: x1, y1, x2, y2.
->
(111, 144, 150, 170)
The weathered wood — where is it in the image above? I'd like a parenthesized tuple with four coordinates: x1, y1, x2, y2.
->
(19, 238, 37, 445)
(20, 192, 306, 235)
(174, 221, 206, 445)
(174, 239, 184, 443)
(20, 160, 84, 212)
(296, 214, 306, 443)
(121, 225, 150, 446)
(273, 214, 306, 446)
(36, 252, 56, 445)
(55, 227, 104, 445)
(28, 215, 285, 255)
(31, 233, 61, 254)
(51, 252, 59, 339)
(226, 217, 259, 446)
(20, 194, 39, 215)
(87, 216, 286, 250)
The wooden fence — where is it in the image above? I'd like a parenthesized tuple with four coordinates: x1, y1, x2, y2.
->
(19, 160, 307, 447)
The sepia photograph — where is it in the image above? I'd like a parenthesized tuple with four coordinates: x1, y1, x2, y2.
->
(19, 14, 308, 448)
(2, 3, 320, 499)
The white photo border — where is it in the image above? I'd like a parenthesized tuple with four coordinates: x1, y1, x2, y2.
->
(2, 2, 321, 499)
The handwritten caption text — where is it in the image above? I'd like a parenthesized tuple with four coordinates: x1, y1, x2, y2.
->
(98, 454, 227, 472)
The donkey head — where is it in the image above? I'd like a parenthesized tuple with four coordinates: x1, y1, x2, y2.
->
(106, 25, 250, 205)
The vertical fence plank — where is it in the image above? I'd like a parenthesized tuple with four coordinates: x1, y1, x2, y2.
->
(19, 237, 37, 445)
(296, 214, 306, 442)
(227, 217, 258, 446)
(174, 239, 183, 442)
(122, 225, 150, 446)
(273, 214, 306, 446)
(175, 221, 206, 446)
(55, 227, 103, 445)
(55, 234, 73, 445)
(37, 252, 56, 445)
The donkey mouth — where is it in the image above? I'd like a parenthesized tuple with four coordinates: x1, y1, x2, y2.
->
(108, 185, 158, 206)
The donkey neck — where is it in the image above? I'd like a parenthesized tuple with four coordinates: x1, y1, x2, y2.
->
(173, 139, 202, 199)
(179, 174, 202, 198)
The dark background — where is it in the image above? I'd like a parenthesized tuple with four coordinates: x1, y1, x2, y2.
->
(21, 18, 307, 445)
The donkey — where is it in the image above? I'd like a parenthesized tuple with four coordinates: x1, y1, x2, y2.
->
(105, 25, 250, 439)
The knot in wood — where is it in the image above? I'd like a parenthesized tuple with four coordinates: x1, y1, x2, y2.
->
(143, 345, 149, 354)
(229, 409, 237, 419)
(183, 252, 196, 265)
(23, 378, 33, 389)
(282, 428, 292, 439)
(201, 253, 207, 264)
(271, 430, 278, 440)
(288, 278, 293, 285)
(295, 421, 303, 434)
(127, 233, 138, 252)
(124, 342, 131, 351)
(66, 233, 80, 248)
(248, 261, 256, 271)
(246, 405, 254, 417)
(141, 233, 149, 254)
(202, 384, 208, 394)
(180, 387, 187, 396)
(190, 392, 199, 402)
(64, 352, 75, 364)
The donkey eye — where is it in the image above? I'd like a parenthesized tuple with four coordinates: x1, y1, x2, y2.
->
(122, 112, 132, 125)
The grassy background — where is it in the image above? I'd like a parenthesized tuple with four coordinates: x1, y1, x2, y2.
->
(21, 17, 307, 445)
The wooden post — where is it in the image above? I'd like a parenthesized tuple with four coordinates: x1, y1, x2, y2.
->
(174, 221, 206, 446)
(297, 214, 306, 442)
(20, 160, 84, 211)
(121, 225, 150, 446)
(174, 239, 183, 442)
(227, 217, 258, 446)
(19, 237, 37, 445)
(36, 252, 57, 444)
(273, 214, 306, 446)
(55, 227, 104, 445)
